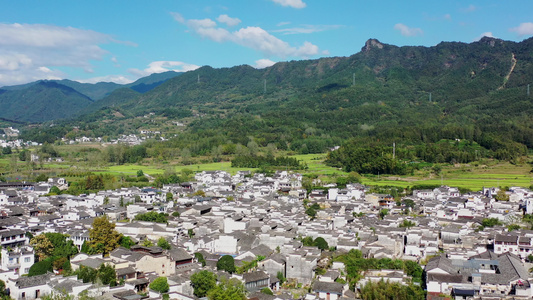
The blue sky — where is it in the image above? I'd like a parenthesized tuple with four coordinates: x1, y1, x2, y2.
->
(1, 0, 533, 87)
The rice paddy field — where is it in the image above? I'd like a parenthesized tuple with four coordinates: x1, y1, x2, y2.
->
(2, 151, 532, 191)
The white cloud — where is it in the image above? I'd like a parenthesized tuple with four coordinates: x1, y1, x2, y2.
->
(217, 14, 241, 27)
(173, 13, 323, 58)
(510, 22, 533, 36)
(474, 32, 494, 41)
(444, 14, 451, 20)
(271, 0, 306, 9)
(170, 12, 185, 23)
(461, 4, 477, 13)
(188, 18, 217, 29)
(273, 24, 343, 35)
(128, 61, 200, 77)
(254, 59, 276, 69)
(394, 23, 423, 37)
(277, 21, 291, 27)
(195, 26, 232, 42)
(0, 23, 130, 87)
(77, 75, 134, 84)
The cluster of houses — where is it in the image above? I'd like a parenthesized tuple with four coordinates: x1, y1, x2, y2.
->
(0, 170, 533, 299)
(61, 134, 147, 146)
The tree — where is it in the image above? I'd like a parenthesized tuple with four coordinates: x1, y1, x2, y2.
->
(142, 239, 154, 247)
(181, 148, 192, 165)
(379, 209, 389, 220)
(191, 270, 217, 297)
(399, 220, 416, 228)
(0, 279, 9, 299)
(157, 237, 171, 250)
(45, 232, 78, 258)
(314, 237, 329, 251)
(53, 257, 68, 271)
(137, 170, 144, 177)
(305, 207, 317, 219)
(194, 252, 206, 267)
(19, 149, 30, 161)
(495, 190, 509, 201)
(166, 192, 173, 201)
(149, 276, 169, 293)
(28, 260, 53, 276)
(208, 278, 246, 300)
(98, 264, 117, 286)
(1, 146, 12, 155)
(507, 224, 521, 232)
(88, 216, 121, 256)
(30, 234, 54, 261)
(276, 271, 286, 284)
(217, 255, 236, 274)
(481, 218, 502, 228)
(49, 186, 61, 195)
(134, 211, 168, 223)
(35, 173, 48, 182)
(119, 236, 135, 249)
(360, 279, 424, 300)
(76, 265, 98, 283)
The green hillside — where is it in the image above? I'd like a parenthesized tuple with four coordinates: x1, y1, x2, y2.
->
(18, 37, 533, 169)
(0, 81, 94, 123)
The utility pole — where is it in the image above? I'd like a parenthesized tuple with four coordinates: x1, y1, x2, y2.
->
(264, 79, 266, 93)
(393, 142, 396, 160)
(197, 74, 200, 84)
(429, 92, 432, 102)
(353, 73, 355, 86)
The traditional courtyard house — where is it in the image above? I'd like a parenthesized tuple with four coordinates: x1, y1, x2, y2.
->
(9, 273, 53, 300)
(494, 234, 519, 256)
(243, 270, 270, 292)
(0, 246, 34, 275)
(312, 281, 345, 300)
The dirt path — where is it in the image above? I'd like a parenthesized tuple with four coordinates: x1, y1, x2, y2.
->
(498, 53, 517, 90)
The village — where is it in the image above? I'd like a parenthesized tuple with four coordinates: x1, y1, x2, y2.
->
(0, 169, 531, 300)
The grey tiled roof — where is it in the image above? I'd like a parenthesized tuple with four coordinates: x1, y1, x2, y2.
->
(312, 281, 344, 294)
(15, 273, 51, 288)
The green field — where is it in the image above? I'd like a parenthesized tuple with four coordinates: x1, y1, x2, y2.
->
(99, 161, 255, 176)
(361, 163, 533, 190)
(2, 150, 533, 191)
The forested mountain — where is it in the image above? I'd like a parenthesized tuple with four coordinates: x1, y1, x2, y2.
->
(0, 81, 93, 123)
(18, 37, 533, 168)
(0, 71, 181, 123)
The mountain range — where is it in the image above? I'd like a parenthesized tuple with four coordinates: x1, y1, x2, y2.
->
(0, 71, 181, 123)
(4, 37, 533, 157)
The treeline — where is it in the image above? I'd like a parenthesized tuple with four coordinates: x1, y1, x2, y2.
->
(327, 136, 528, 175)
(326, 144, 408, 175)
(335, 249, 425, 298)
(102, 144, 147, 164)
(231, 155, 307, 169)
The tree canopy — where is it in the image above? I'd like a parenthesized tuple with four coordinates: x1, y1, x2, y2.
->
(149, 276, 170, 293)
(191, 270, 217, 298)
(88, 216, 121, 256)
(217, 255, 236, 274)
